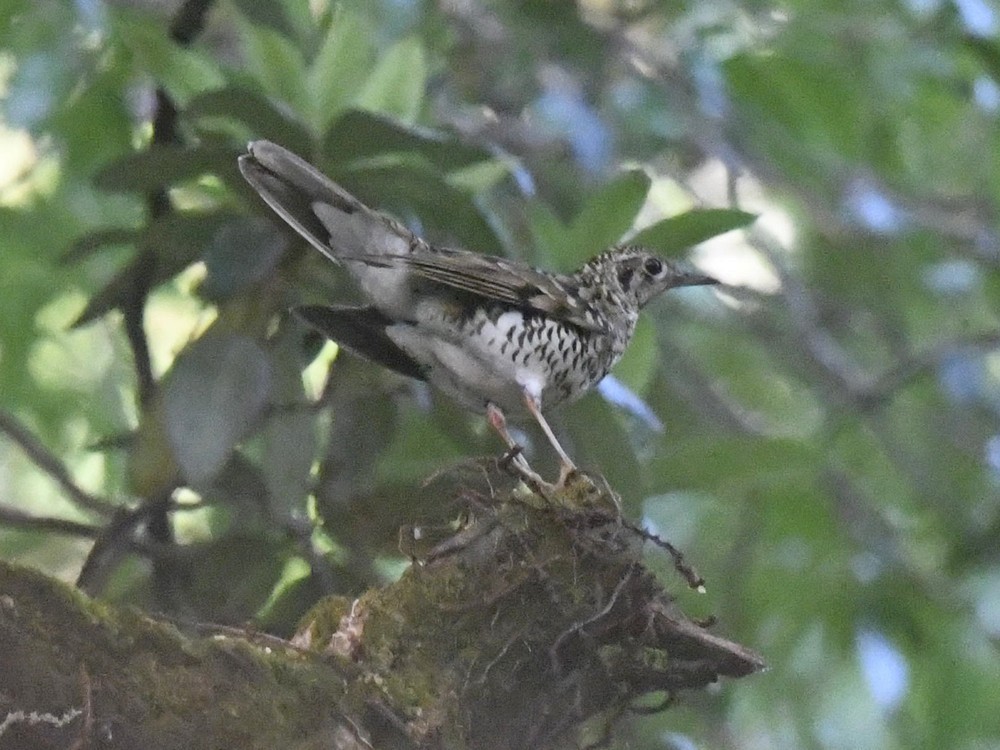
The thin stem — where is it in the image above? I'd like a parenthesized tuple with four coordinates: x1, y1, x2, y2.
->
(0, 410, 116, 518)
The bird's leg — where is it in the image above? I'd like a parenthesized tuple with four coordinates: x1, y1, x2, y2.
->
(486, 403, 551, 491)
(521, 390, 577, 486)
(486, 402, 520, 455)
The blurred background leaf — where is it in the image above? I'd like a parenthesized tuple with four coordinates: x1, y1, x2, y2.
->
(1, 0, 999, 748)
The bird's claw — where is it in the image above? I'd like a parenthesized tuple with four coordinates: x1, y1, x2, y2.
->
(497, 443, 525, 471)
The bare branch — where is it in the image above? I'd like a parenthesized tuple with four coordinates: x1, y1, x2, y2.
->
(0, 410, 116, 518)
(0, 503, 101, 538)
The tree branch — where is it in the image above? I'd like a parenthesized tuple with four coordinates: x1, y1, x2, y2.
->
(0, 410, 116, 518)
(2, 474, 764, 750)
(0, 504, 100, 539)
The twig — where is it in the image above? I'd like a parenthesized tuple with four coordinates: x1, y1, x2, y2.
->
(0, 504, 101, 538)
(0, 409, 116, 517)
(118, 0, 217, 600)
(124, 0, 216, 405)
(76, 489, 173, 595)
(122, 282, 155, 407)
(623, 519, 705, 592)
(469, 627, 525, 688)
(549, 562, 638, 674)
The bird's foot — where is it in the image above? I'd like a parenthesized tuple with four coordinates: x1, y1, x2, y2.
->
(496, 447, 557, 498)
(555, 461, 578, 488)
(497, 443, 525, 471)
(497, 452, 608, 509)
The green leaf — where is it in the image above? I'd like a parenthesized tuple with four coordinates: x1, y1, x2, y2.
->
(566, 169, 651, 262)
(74, 212, 233, 326)
(964, 36, 1000, 83)
(205, 453, 271, 517)
(311, 357, 406, 530)
(307, 9, 374, 133)
(565, 394, 646, 510)
(229, 0, 301, 38)
(344, 160, 503, 253)
(93, 144, 235, 194)
(201, 218, 287, 302)
(324, 109, 490, 170)
(527, 203, 569, 261)
(162, 334, 273, 484)
(50, 62, 134, 172)
(238, 17, 308, 116)
(376, 404, 462, 486)
(183, 533, 289, 623)
(610, 316, 657, 394)
(724, 51, 863, 178)
(630, 208, 757, 256)
(446, 159, 509, 193)
(261, 408, 316, 518)
(186, 87, 313, 154)
(533, 170, 650, 269)
(113, 10, 224, 106)
(355, 36, 426, 123)
(253, 567, 328, 637)
(61, 227, 140, 264)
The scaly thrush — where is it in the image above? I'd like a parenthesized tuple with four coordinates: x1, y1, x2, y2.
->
(238, 141, 717, 488)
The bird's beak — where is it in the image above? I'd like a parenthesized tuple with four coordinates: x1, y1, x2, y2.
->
(674, 269, 719, 288)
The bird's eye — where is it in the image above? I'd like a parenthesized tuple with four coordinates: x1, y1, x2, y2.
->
(643, 257, 663, 276)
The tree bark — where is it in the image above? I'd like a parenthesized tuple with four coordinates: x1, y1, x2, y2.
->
(0, 474, 764, 750)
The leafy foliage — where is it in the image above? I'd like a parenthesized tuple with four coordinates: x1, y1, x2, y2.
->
(1, 0, 999, 748)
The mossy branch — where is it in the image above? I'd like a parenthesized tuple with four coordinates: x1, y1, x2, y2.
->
(0, 474, 763, 750)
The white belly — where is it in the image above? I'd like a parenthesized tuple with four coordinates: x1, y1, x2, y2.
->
(386, 319, 547, 414)
(384, 304, 615, 415)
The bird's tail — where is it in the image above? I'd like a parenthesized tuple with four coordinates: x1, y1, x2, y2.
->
(238, 140, 412, 265)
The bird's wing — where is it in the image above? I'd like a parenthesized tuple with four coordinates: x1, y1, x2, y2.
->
(351, 249, 609, 334)
(241, 141, 608, 333)
(294, 305, 427, 381)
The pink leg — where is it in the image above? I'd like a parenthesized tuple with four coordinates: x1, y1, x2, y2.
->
(521, 391, 577, 485)
(486, 403, 551, 490)
(486, 403, 518, 452)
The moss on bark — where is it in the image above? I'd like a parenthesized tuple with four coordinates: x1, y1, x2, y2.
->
(0, 473, 763, 750)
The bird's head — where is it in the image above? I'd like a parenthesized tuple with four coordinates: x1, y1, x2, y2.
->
(597, 245, 718, 308)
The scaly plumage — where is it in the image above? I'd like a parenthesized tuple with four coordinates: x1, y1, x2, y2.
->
(239, 140, 717, 487)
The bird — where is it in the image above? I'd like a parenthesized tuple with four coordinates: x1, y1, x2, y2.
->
(238, 140, 717, 489)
